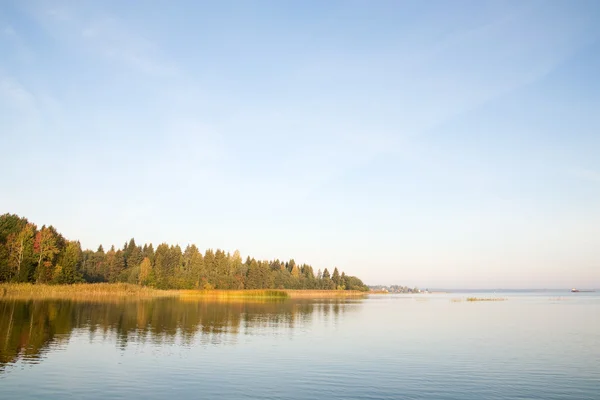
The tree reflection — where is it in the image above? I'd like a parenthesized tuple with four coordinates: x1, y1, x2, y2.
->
(0, 298, 358, 371)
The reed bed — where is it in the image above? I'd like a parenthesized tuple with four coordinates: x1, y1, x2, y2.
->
(179, 289, 290, 299)
(0, 283, 175, 300)
(451, 297, 507, 302)
(283, 290, 366, 299)
(466, 297, 507, 302)
(180, 289, 366, 299)
(0, 284, 367, 301)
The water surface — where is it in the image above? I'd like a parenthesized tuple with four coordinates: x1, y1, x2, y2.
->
(1, 292, 599, 399)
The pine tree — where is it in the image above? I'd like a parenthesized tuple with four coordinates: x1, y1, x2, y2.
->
(55, 241, 83, 284)
(332, 267, 340, 289)
(0, 213, 370, 291)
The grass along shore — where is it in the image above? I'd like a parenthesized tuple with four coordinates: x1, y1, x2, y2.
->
(0, 283, 367, 301)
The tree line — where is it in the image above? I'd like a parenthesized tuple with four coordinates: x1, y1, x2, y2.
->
(0, 213, 368, 291)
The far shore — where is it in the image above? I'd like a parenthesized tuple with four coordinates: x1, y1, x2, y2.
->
(0, 283, 367, 301)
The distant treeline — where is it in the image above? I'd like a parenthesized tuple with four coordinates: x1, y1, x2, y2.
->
(0, 214, 368, 291)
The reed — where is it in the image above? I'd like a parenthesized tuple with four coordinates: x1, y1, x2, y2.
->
(283, 290, 366, 298)
(0, 283, 174, 300)
(180, 289, 366, 299)
(450, 297, 507, 302)
(0, 283, 367, 301)
(466, 297, 507, 302)
(549, 297, 569, 301)
(179, 289, 290, 299)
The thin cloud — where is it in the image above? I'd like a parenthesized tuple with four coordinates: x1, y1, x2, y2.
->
(3, 25, 16, 36)
(80, 17, 177, 77)
(46, 8, 72, 22)
(0, 76, 36, 109)
(40, 5, 177, 77)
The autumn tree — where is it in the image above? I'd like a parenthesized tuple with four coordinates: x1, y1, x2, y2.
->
(34, 226, 60, 283)
(138, 257, 153, 286)
(0, 214, 370, 291)
(7, 223, 35, 281)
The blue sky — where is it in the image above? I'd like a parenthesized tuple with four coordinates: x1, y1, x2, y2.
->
(1, 0, 599, 288)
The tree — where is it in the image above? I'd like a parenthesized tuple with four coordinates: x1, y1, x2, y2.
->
(106, 248, 125, 282)
(287, 259, 296, 273)
(0, 213, 370, 291)
(83, 246, 107, 282)
(345, 275, 368, 291)
(127, 244, 143, 270)
(214, 249, 230, 289)
(139, 257, 153, 286)
(153, 244, 170, 288)
(246, 259, 271, 289)
(55, 241, 83, 284)
(332, 267, 340, 289)
(34, 226, 60, 283)
(321, 268, 334, 289)
(123, 238, 136, 264)
(291, 264, 300, 278)
(142, 243, 155, 263)
(204, 249, 216, 288)
(230, 250, 244, 289)
(7, 223, 35, 281)
(340, 272, 347, 290)
(0, 214, 28, 281)
(183, 245, 205, 289)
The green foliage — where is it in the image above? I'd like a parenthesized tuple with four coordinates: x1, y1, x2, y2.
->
(0, 213, 370, 291)
(34, 226, 60, 283)
(54, 241, 84, 284)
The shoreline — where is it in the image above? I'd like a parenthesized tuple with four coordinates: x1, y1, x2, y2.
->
(0, 283, 367, 301)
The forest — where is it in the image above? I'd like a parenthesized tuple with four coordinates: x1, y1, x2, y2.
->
(0, 213, 368, 291)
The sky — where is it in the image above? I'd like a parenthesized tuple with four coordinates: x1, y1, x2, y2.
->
(1, 0, 599, 289)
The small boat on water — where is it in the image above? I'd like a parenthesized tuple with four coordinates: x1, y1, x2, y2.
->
(571, 288, 580, 292)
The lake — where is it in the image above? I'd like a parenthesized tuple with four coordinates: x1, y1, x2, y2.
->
(1, 292, 599, 399)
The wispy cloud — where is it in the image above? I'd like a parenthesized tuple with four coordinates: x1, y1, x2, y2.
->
(79, 17, 177, 77)
(2, 23, 35, 63)
(0, 76, 36, 110)
(38, 4, 176, 77)
(3, 25, 16, 36)
(0, 72, 64, 140)
(45, 7, 71, 22)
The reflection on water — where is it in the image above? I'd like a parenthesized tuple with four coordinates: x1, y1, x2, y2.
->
(0, 298, 357, 370)
(2, 294, 599, 400)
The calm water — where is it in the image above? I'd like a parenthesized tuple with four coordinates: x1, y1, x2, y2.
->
(1, 292, 599, 399)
